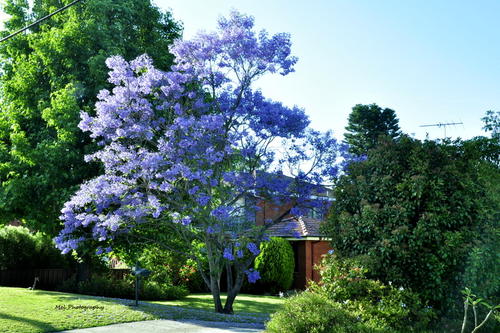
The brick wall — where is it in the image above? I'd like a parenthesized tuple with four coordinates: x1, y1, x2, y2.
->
(290, 240, 331, 289)
(255, 199, 294, 226)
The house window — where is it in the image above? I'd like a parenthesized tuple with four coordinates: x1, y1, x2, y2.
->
(227, 196, 257, 232)
(304, 207, 325, 220)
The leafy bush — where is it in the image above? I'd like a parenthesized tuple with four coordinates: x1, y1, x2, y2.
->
(115, 241, 208, 293)
(58, 273, 188, 300)
(462, 229, 500, 304)
(254, 237, 294, 293)
(323, 136, 492, 309)
(182, 258, 207, 293)
(266, 292, 385, 333)
(141, 280, 189, 300)
(310, 254, 435, 331)
(138, 246, 192, 286)
(0, 225, 74, 270)
(461, 155, 500, 305)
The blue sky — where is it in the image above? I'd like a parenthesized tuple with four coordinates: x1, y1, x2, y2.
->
(0, 1, 497, 140)
(156, 0, 499, 140)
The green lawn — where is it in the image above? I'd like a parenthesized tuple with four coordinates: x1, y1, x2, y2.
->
(0, 287, 284, 333)
(151, 293, 283, 314)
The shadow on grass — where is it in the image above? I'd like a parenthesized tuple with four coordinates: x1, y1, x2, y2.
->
(32, 290, 134, 304)
(166, 293, 281, 314)
(29, 289, 271, 325)
(31, 289, 278, 316)
(0, 312, 57, 332)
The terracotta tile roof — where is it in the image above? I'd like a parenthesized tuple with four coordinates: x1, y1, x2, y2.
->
(266, 216, 325, 238)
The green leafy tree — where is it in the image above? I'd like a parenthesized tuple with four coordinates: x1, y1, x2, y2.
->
(461, 116, 500, 306)
(0, 225, 76, 270)
(482, 110, 500, 138)
(0, 0, 181, 235)
(323, 135, 497, 310)
(344, 103, 401, 155)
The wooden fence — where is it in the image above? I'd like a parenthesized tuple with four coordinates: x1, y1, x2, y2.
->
(0, 268, 73, 289)
(0, 268, 131, 290)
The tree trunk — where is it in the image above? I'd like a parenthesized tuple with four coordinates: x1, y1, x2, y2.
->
(223, 271, 244, 314)
(206, 236, 228, 313)
(210, 275, 224, 313)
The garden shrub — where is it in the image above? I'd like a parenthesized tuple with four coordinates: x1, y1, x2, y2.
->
(254, 237, 294, 293)
(115, 241, 208, 293)
(461, 156, 500, 305)
(310, 254, 436, 331)
(0, 225, 74, 270)
(266, 292, 386, 333)
(182, 258, 207, 293)
(139, 246, 191, 286)
(462, 230, 500, 303)
(58, 273, 188, 300)
(141, 280, 189, 300)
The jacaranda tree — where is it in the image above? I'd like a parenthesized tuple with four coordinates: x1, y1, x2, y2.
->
(55, 11, 343, 313)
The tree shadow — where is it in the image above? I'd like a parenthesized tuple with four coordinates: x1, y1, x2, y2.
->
(0, 312, 57, 332)
(32, 290, 134, 305)
(157, 293, 280, 315)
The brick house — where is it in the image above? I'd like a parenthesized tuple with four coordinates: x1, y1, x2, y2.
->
(266, 216, 331, 289)
(254, 195, 332, 290)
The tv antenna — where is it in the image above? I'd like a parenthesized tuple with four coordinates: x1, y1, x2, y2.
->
(419, 122, 463, 138)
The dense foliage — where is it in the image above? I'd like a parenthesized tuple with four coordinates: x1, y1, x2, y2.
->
(311, 254, 435, 331)
(461, 139, 500, 304)
(254, 237, 295, 293)
(324, 135, 493, 309)
(124, 242, 207, 293)
(267, 254, 435, 333)
(481, 110, 499, 138)
(266, 292, 378, 333)
(0, 0, 181, 235)
(0, 225, 75, 270)
(54, 11, 343, 313)
(343, 103, 401, 155)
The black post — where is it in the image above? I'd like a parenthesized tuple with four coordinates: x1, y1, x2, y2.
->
(135, 276, 139, 306)
(129, 263, 150, 307)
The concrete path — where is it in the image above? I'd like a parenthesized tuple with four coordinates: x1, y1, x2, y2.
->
(56, 319, 264, 333)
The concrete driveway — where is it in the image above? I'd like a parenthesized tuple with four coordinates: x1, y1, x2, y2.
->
(56, 319, 264, 333)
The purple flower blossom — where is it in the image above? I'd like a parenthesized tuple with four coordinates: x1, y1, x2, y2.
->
(247, 242, 260, 256)
(245, 269, 261, 283)
(223, 247, 234, 261)
(210, 206, 231, 221)
(188, 186, 199, 195)
(196, 194, 211, 206)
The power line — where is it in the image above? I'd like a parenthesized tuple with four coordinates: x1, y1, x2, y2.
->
(0, 0, 85, 44)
